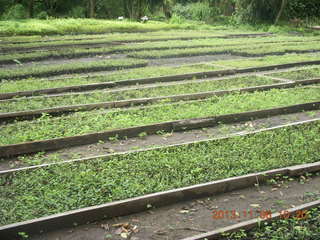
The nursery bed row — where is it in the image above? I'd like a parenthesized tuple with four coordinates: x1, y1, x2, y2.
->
(1, 78, 320, 122)
(0, 119, 319, 236)
(268, 66, 320, 80)
(0, 58, 147, 81)
(0, 36, 225, 53)
(2, 55, 320, 98)
(0, 32, 275, 53)
(0, 30, 223, 43)
(0, 75, 279, 113)
(0, 31, 271, 45)
(2, 109, 318, 172)
(1, 86, 319, 156)
(128, 42, 320, 59)
(0, 36, 316, 65)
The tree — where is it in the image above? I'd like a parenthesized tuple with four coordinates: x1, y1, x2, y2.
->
(29, 0, 34, 18)
(88, 0, 96, 18)
(274, 0, 287, 25)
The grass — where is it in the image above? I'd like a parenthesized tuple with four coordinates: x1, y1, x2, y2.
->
(0, 19, 217, 36)
(0, 120, 319, 225)
(0, 76, 278, 113)
(0, 58, 147, 80)
(223, 207, 320, 240)
(268, 67, 320, 80)
(1, 86, 320, 145)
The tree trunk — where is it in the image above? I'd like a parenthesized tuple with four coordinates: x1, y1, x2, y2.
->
(163, 1, 172, 19)
(275, 0, 287, 25)
(29, 0, 34, 18)
(89, 0, 96, 18)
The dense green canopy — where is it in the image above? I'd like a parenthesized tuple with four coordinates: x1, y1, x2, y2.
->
(0, 0, 319, 24)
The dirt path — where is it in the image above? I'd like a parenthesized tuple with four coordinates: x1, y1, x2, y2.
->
(2, 110, 319, 172)
(31, 170, 320, 240)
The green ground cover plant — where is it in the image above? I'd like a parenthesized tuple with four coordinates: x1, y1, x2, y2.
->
(237, 42, 320, 56)
(1, 35, 318, 63)
(0, 58, 147, 80)
(0, 30, 225, 50)
(0, 64, 220, 94)
(0, 33, 112, 43)
(0, 120, 319, 225)
(268, 67, 320, 80)
(128, 42, 320, 59)
(0, 76, 278, 113)
(222, 207, 320, 240)
(1, 86, 319, 145)
(215, 53, 320, 69)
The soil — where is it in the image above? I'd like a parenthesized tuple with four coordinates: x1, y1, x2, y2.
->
(31, 172, 320, 240)
(2, 110, 319, 172)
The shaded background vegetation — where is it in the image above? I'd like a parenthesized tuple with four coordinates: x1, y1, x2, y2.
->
(0, 0, 319, 25)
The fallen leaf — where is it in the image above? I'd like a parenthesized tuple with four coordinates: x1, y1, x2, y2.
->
(180, 210, 189, 214)
(210, 206, 219, 209)
(250, 204, 261, 208)
(120, 232, 129, 239)
(101, 224, 109, 230)
(239, 195, 246, 199)
(154, 230, 167, 235)
(112, 223, 129, 228)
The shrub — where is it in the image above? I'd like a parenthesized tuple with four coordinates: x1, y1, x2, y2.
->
(69, 6, 86, 18)
(172, 1, 220, 22)
(36, 11, 49, 20)
(169, 14, 187, 24)
(2, 4, 28, 20)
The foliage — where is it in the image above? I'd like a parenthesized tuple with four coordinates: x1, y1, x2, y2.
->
(172, 1, 220, 22)
(2, 4, 28, 20)
(233, 0, 320, 24)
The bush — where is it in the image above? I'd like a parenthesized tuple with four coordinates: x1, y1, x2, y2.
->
(285, 0, 320, 19)
(169, 14, 187, 24)
(69, 6, 86, 18)
(36, 11, 49, 20)
(2, 4, 28, 20)
(233, 0, 320, 24)
(172, 1, 220, 22)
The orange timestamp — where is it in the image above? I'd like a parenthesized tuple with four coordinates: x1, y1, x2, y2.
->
(212, 209, 309, 220)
